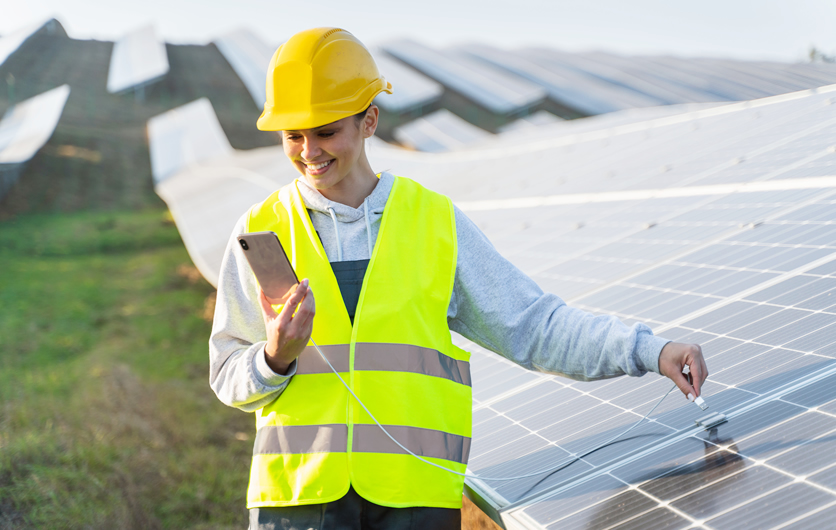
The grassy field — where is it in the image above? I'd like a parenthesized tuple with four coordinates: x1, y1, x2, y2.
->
(0, 209, 253, 529)
(0, 208, 501, 529)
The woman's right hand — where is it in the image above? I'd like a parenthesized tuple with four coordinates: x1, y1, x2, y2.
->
(258, 279, 316, 375)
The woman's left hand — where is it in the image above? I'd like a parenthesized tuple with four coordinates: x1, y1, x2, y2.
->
(658, 342, 709, 401)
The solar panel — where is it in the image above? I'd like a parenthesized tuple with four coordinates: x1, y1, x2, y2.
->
(393, 109, 492, 152)
(106, 25, 169, 94)
(381, 40, 546, 115)
(0, 84, 70, 200)
(551, 51, 720, 106)
(0, 18, 57, 69)
(463, 44, 657, 115)
(146, 97, 233, 184)
(371, 49, 443, 113)
(468, 45, 836, 121)
(450, 92, 836, 526)
(214, 29, 275, 108)
(640, 56, 774, 101)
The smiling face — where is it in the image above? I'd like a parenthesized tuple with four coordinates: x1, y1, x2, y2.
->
(281, 107, 379, 198)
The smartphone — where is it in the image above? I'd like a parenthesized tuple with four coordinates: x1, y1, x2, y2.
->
(236, 231, 299, 305)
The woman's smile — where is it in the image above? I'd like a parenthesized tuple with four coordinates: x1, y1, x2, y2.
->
(304, 159, 335, 175)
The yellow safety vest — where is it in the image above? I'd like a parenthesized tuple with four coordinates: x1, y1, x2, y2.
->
(245, 176, 472, 509)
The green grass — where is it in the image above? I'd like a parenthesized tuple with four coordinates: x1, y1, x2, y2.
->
(0, 209, 253, 529)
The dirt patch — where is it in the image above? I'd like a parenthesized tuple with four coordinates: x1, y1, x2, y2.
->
(462, 495, 503, 529)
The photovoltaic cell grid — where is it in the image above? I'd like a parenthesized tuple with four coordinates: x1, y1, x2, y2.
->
(503, 366, 836, 529)
(430, 90, 835, 211)
(457, 93, 836, 527)
(459, 191, 836, 501)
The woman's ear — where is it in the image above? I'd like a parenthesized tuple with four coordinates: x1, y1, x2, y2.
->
(362, 105, 379, 139)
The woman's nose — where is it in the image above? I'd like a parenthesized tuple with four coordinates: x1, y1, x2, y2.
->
(301, 137, 321, 161)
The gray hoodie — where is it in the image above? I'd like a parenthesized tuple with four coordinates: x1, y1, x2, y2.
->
(209, 172, 669, 412)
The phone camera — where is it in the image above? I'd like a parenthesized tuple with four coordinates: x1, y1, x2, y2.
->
(239, 239, 249, 250)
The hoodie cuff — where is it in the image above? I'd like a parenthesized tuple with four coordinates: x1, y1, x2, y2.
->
(254, 344, 297, 387)
(636, 333, 670, 375)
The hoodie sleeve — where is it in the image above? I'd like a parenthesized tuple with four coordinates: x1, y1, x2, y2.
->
(447, 206, 669, 380)
(208, 213, 297, 412)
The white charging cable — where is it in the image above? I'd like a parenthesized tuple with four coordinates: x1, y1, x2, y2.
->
(683, 364, 708, 411)
(309, 337, 682, 482)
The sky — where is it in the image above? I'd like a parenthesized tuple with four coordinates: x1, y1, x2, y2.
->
(3, 0, 835, 63)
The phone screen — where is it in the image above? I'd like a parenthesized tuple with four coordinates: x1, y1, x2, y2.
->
(236, 231, 299, 305)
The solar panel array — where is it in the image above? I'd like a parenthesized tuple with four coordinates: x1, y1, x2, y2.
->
(380, 42, 836, 152)
(382, 40, 547, 115)
(474, 46, 836, 116)
(106, 25, 169, 94)
(205, 33, 836, 153)
(149, 79, 836, 528)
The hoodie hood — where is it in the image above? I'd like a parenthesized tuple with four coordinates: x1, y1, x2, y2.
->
(295, 172, 395, 262)
(296, 171, 393, 221)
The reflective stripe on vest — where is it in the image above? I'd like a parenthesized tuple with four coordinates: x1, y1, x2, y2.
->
(245, 176, 471, 510)
(253, 424, 470, 465)
(296, 343, 471, 386)
(253, 424, 348, 455)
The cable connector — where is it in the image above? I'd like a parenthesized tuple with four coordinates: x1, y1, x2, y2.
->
(682, 365, 709, 410)
(695, 412, 727, 429)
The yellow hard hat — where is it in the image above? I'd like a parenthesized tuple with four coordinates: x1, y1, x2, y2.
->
(257, 27, 393, 131)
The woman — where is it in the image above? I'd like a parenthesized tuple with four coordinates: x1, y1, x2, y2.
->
(209, 27, 708, 530)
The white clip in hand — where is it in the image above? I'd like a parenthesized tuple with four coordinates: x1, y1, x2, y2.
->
(682, 364, 708, 411)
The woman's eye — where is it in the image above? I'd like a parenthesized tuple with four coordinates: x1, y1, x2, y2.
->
(285, 135, 301, 141)
(318, 132, 335, 138)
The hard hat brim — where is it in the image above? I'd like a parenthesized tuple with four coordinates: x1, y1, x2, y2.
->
(257, 81, 392, 131)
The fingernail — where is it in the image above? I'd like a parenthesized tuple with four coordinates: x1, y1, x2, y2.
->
(687, 393, 695, 402)
(301, 279, 309, 286)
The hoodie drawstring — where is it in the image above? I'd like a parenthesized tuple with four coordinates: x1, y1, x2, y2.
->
(327, 207, 343, 262)
(363, 200, 374, 258)
(327, 202, 374, 262)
